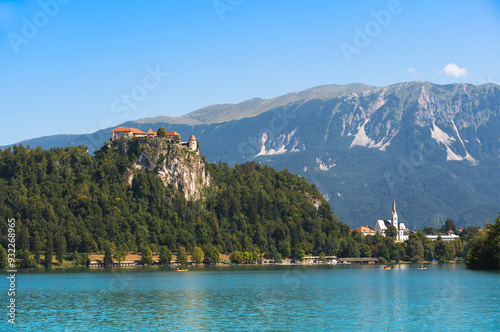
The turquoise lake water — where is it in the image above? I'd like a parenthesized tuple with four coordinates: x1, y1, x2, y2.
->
(2, 264, 499, 331)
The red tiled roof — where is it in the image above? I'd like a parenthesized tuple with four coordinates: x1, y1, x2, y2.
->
(112, 126, 132, 133)
(130, 128, 146, 135)
(356, 226, 375, 233)
(447, 230, 454, 234)
(165, 131, 180, 136)
(189, 134, 196, 141)
(147, 128, 156, 135)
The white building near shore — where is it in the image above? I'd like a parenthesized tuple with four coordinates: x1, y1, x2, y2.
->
(425, 234, 459, 242)
(374, 198, 409, 242)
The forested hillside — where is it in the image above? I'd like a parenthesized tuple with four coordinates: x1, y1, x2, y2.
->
(0, 142, 346, 260)
(0, 141, 482, 268)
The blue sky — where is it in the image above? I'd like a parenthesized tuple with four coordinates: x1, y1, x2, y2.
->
(0, 0, 499, 145)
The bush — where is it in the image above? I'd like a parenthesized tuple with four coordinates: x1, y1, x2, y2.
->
(378, 256, 387, 264)
(411, 255, 423, 263)
(19, 256, 37, 268)
(230, 251, 244, 264)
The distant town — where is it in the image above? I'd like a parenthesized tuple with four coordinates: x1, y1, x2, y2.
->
(356, 198, 463, 242)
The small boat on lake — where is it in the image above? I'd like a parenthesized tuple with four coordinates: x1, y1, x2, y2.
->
(175, 268, 188, 272)
(418, 265, 427, 270)
(383, 266, 391, 270)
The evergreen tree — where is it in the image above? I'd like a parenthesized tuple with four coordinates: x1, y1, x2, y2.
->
(19, 224, 30, 252)
(0, 245, 8, 269)
(103, 242, 114, 266)
(32, 231, 42, 267)
(444, 218, 457, 232)
(44, 234, 53, 269)
(55, 231, 66, 266)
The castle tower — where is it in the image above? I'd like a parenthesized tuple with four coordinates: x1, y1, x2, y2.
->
(392, 197, 399, 241)
(188, 135, 197, 151)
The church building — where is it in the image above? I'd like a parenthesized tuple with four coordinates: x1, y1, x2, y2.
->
(374, 198, 409, 242)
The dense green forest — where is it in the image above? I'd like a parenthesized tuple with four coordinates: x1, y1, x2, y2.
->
(0, 142, 492, 269)
(466, 215, 500, 269)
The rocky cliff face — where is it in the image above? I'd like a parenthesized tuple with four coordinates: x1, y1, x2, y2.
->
(112, 139, 209, 201)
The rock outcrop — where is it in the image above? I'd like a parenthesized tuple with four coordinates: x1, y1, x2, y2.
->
(111, 139, 209, 201)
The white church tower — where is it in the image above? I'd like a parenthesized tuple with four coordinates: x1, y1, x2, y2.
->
(392, 197, 399, 241)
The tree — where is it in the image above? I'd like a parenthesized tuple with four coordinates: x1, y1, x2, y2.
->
(466, 215, 500, 269)
(0, 245, 8, 269)
(159, 246, 173, 265)
(274, 253, 283, 263)
(177, 247, 188, 265)
(103, 242, 114, 266)
(44, 234, 53, 269)
(244, 251, 253, 263)
(113, 245, 127, 265)
(278, 240, 291, 258)
(19, 224, 30, 252)
(142, 246, 153, 266)
(295, 249, 305, 261)
(33, 231, 42, 267)
(318, 252, 326, 262)
(192, 247, 204, 264)
(204, 245, 220, 264)
(55, 232, 66, 266)
(157, 127, 166, 137)
(378, 245, 390, 262)
(423, 226, 436, 235)
(386, 225, 398, 238)
(444, 218, 456, 232)
(19, 252, 36, 268)
(173, 135, 181, 144)
(390, 250, 400, 263)
(411, 255, 423, 263)
(230, 251, 244, 264)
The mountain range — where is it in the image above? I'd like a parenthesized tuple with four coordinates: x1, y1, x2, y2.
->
(4, 81, 500, 229)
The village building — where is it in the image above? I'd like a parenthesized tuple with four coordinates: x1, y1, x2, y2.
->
(425, 234, 459, 242)
(302, 256, 338, 264)
(164, 131, 181, 140)
(111, 126, 147, 140)
(374, 198, 409, 242)
(356, 226, 376, 236)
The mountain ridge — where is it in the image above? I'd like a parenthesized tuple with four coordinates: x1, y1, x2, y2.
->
(3, 81, 500, 229)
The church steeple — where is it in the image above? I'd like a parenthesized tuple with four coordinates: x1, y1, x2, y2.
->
(392, 197, 399, 241)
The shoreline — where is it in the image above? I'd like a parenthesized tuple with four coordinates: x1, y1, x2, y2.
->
(9, 259, 464, 271)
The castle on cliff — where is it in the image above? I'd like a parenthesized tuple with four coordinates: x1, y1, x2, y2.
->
(111, 126, 198, 151)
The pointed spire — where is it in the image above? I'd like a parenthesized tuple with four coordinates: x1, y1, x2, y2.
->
(392, 196, 396, 214)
